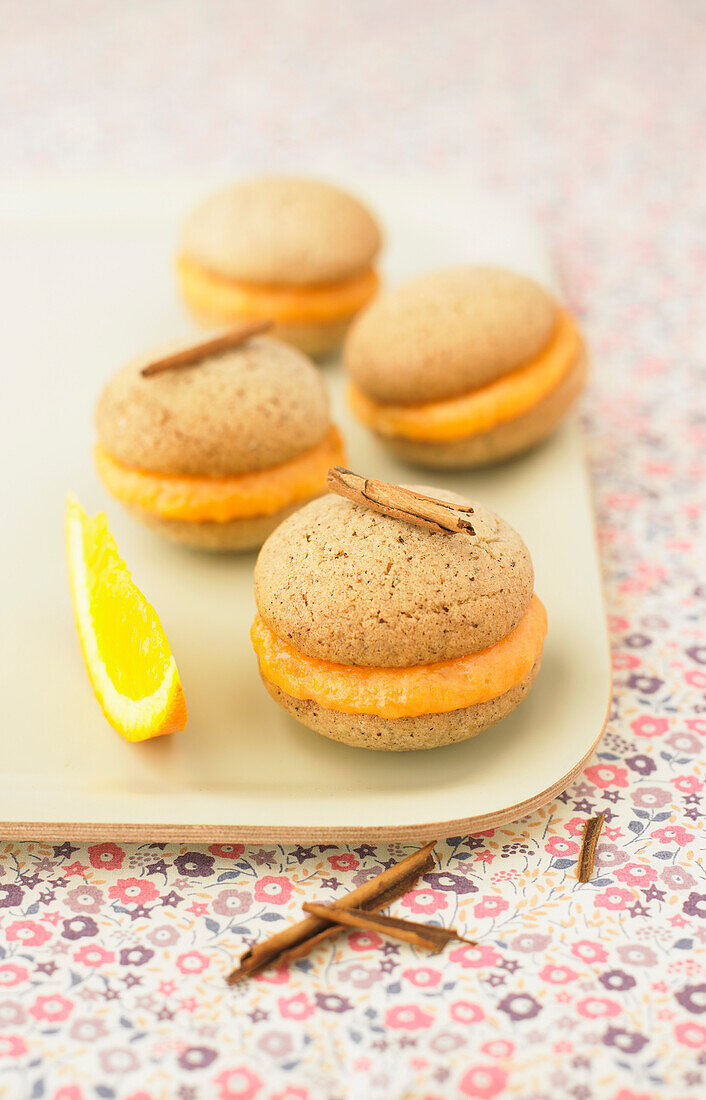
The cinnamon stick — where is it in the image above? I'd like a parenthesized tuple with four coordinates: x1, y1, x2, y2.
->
(141, 320, 273, 377)
(577, 813, 606, 882)
(302, 902, 475, 954)
(327, 467, 475, 535)
(227, 841, 436, 983)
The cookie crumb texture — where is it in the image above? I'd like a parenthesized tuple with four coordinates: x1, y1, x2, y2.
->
(254, 493, 534, 667)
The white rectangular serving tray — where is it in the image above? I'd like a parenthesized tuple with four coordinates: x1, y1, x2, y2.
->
(0, 175, 610, 842)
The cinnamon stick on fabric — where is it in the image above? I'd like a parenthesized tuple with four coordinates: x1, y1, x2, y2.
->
(327, 467, 475, 535)
(302, 902, 475, 953)
(577, 813, 606, 882)
(141, 320, 273, 377)
(227, 841, 436, 984)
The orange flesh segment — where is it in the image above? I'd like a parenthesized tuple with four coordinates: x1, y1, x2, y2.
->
(349, 311, 582, 443)
(177, 254, 379, 324)
(252, 595, 547, 719)
(95, 427, 345, 523)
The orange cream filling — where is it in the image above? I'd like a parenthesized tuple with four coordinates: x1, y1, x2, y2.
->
(177, 254, 379, 325)
(95, 427, 345, 524)
(252, 595, 547, 719)
(349, 311, 582, 443)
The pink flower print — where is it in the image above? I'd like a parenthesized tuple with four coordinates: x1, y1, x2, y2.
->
(175, 951, 209, 976)
(571, 940, 609, 964)
(402, 967, 442, 989)
(384, 1004, 434, 1030)
(615, 863, 658, 887)
(611, 653, 640, 671)
(5, 920, 51, 947)
(450, 1001, 485, 1024)
(585, 764, 629, 789)
(214, 1067, 263, 1100)
(564, 817, 588, 837)
(348, 930, 383, 951)
(254, 966, 289, 984)
(538, 965, 578, 984)
(0, 1034, 26, 1058)
(594, 887, 635, 911)
(545, 837, 580, 858)
(73, 944, 115, 968)
(401, 889, 448, 915)
(610, 1092, 652, 1100)
(672, 774, 703, 794)
(53, 1088, 83, 1100)
(278, 993, 315, 1021)
(253, 877, 292, 905)
(108, 878, 159, 906)
(630, 716, 668, 739)
(685, 669, 706, 690)
(449, 943, 501, 969)
(208, 843, 245, 860)
(686, 719, 706, 736)
(576, 996, 621, 1019)
(674, 1021, 706, 1048)
(459, 1065, 508, 1099)
(473, 895, 509, 919)
(87, 842, 125, 870)
(271, 1090, 309, 1100)
(29, 994, 73, 1023)
(480, 1039, 514, 1059)
(328, 853, 359, 872)
(0, 963, 29, 987)
(652, 826, 695, 845)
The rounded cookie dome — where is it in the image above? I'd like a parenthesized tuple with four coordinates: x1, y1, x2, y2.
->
(345, 266, 558, 405)
(254, 489, 534, 667)
(96, 336, 330, 477)
(181, 176, 381, 286)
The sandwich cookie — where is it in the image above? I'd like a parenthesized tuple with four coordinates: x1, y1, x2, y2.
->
(94, 329, 345, 550)
(178, 176, 382, 358)
(251, 472, 547, 750)
(345, 266, 586, 467)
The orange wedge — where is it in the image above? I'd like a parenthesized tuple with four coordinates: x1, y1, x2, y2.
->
(65, 495, 187, 741)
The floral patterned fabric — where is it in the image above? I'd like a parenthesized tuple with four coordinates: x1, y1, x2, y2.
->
(2, 2, 705, 1098)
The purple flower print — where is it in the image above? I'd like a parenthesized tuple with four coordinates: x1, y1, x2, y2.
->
(660, 866, 697, 891)
(212, 889, 252, 917)
(174, 852, 215, 878)
(423, 871, 478, 895)
(683, 893, 706, 919)
(0, 1001, 25, 1027)
(616, 944, 658, 968)
(625, 755, 657, 776)
(147, 925, 179, 948)
(497, 993, 542, 1021)
(99, 1047, 139, 1074)
(626, 673, 663, 694)
(511, 933, 552, 954)
(667, 731, 701, 754)
(675, 984, 706, 1015)
(0, 884, 23, 908)
(69, 1017, 108, 1042)
(65, 885, 103, 914)
(603, 1026, 649, 1054)
(594, 842, 630, 870)
(257, 1031, 293, 1058)
(599, 969, 637, 992)
(338, 963, 383, 990)
(630, 787, 671, 809)
(178, 1046, 217, 1071)
(119, 946, 154, 967)
(61, 916, 98, 940)
(315, 993, 352, 1013)
(431, 1031, 466, 1054)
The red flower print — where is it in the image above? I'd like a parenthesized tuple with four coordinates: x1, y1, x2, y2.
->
(53, 1087, 83, 1100)
(108, 878, 159, 906)
(545, 837, 580, 858)
(5, 920, 51, 947)
(254, 966, 289, 984)
(652, 825, 695, 845)
(73, 944, 115, 968)
(450, 1001, 485, 1024)
(630, 716, 669, 738)
(384, 1004, 434, 1030)
(328, 853, 359, 872)
(400, 889, 448, 915)
(0, 1035, 26, 1058)
(672, 774, 703, 794)
(87, 842, 125, 870)
(576, 996, 621, 1019)
(401, 967, 442, 988)
(0, 963, 29, 987)
(615, 863, 658, 887)
(594, 888, 635, 911)
(253, 877, 293, 905)
(29, 994, 73, 1023)
(449, 944, 501, 969)
(208, 844, 245, 860)
(278, 993, 315, 1021)
(459, 1065, 508, 1099)
(584, 763, 629, 789)
(564, 817, 588, 837)
(473, 895, 509, 919)
(271, 1090, 310, 1100)
(674, 1021, 706, 1049)
(480, 1039, 514, 1059)
(611, 653, 640, 670)
(214, 1066, 262, 1100)
(571, 940, 609, 964)
(348, 931, 383, 951)
(686, 719, 706, 736)
(176, 951, 209, 976)
(539, 964, 578, 984)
